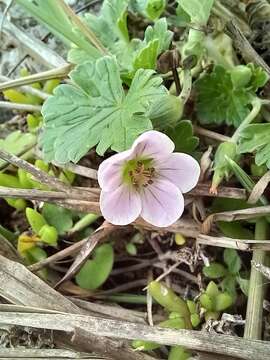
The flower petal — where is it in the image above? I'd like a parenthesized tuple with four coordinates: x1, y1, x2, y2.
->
(100, 185, 142, 225)
(157, 153, 200, 193)
(140, 179, 184, 227)
(132, 130, 175, 159)
(98, 149, 132, 191)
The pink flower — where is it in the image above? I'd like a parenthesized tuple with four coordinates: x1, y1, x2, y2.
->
(98, 131, 200, 227)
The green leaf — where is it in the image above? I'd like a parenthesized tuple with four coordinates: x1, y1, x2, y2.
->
(83, 11, 172, 73)
(195, 65, 251, 127)
(214, 292, 233, 311)
(166, 120, 199, 154)
(145, 0, 166, 20)
(38, 224, 58, 246)
(75, 243, 114, 289)
(26, 207, 47, 234)
(42, 203, 73, 235)
(223, 248, 241, 274)
(17, 0, 100, 57)
(217, 221, 254, 240)
(0, 131, 36, 167)
(203, 262, 227, 279)
(41, 56, 166, 163)
(239, 123, 270, 168)
(144, 18, 173, 54)
(178, 0, 214, 25)
(199, 293, 213, 311)
(69, 0, 129, 64)
(179, 0, 214, 24)
(247, 64, 269, 92)
(205, 281, 219, 297)
(133, 40, 159, 70)
(126, 242, 137, 256)
(221, 275, 237, 299)
(236, 276, 249, 296)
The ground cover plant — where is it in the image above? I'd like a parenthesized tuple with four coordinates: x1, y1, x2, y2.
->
(0, 0, 270, 359)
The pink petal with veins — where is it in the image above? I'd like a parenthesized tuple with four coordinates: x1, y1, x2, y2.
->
(98, 149, 132, 191)
(140, 179, 184, 227)
(132, 130, 175, 159)
(157, 153, 200, 193)
(100, 184, 141, 225)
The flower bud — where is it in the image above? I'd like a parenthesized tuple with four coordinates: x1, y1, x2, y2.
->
(148, 95, 183, 129)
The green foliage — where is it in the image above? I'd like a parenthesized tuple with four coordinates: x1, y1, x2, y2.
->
(203, 263, 227, 279)
(166, 120, 199, 154)
(75, 243, 114, 290)
(134, 0, 166, 20)
(148, 95, 184, 130)
(179, 0, 214, 24)
(195, 66, 251, 126)
(16, 0, 101, 58)
(78, 2, 172, 72)
(38, 224, 58, 246)
(217, 221, 254, 240)
(41, 56, 167, 163)
(223, 248, 241, 275)
(199, 281, 233, 315)
(0, 131, 36, 167)
(26, 207, 47, 234)
(126, 242, 137, 255)
(247, 63, 269, 91)
(168, 346, 191, 360)
(239, 124, 270, 168)
(42, 204, 73, 235)
(195, 64, 268, 126)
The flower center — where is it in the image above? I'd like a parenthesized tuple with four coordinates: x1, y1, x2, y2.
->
(122, 159, 155, 188)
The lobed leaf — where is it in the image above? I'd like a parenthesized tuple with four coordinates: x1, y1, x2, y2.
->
(40, 56, 167, 163)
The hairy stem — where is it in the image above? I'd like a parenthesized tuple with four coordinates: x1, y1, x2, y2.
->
(231, 97, 262, 142)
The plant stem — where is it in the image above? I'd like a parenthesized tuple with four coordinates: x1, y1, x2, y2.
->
(231, 97, 262, 142)
(68, 213, 100, 235)
(179, 70, 192, 104)
(244, 218, 269, 340)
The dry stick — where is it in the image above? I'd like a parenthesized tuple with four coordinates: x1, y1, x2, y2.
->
(225, 20, 270, 77)
(197, 234, 270, 251)
(28, 237, 88, 272)
(33, 146, 98, 180)
(57, 0, 107, 55)
(0, 11, 66, 69)
(67, 327, 156, 360)
(0, 75, 49, 100)
(252, 260, 270, 280)
(55, 222, 116, 288)
(0, 64, 73, 91)
(244, 218, 269, 340)
(189, 183, 247, 200)
(248, 170, 270, 204)
(0, 101, 41, 112)
(193, 125, 231, 142)
(2, 311, 270, 360)
(0, 256, 151, 360)
(97, 279, 148, 295)
(202, 205, 270, 234)
(0, 149, 84, 197)
(70, 297, 146, 324)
